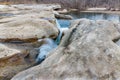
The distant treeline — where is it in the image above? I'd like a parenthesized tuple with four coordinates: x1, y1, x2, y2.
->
(0, 0, 120, 10)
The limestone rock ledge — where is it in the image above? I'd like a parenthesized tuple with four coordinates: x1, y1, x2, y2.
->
(0, 4, 60, 80)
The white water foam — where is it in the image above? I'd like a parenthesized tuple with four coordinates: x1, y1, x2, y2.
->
(36, 19, 65, 63)
(36, 38, 57, 63)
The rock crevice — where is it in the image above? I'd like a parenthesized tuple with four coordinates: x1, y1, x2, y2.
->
(11, 19, 120, 80)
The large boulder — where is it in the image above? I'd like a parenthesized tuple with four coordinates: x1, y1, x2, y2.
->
(0, 5, 59, 42)
(0, 4, 60, 80)
(0, 42, 41, 80)
(0, 4, 59, 42)
(0, 18, 58, 42)
(11, 19, 120, 80)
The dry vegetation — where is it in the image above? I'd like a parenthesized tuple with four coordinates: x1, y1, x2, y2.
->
(0, 0, 37, 4)
(38, 0, 120, 10)
(0, 0, 120, 10)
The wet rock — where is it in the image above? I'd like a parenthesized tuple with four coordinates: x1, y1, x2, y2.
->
(11, 19, 120, 80)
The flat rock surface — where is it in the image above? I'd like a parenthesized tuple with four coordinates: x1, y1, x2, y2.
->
(0, 4, 59, 42)
(0, 18, 58, 42)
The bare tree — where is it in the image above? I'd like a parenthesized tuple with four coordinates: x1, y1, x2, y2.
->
(0, 0, 120, 10)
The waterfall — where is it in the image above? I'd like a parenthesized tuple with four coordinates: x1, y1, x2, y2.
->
(36, 38, 57, 63)
(36, 19, 63, 64)
(55, 19, 63, 45)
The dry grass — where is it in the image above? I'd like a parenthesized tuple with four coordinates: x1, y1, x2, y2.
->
(0, 0, 120, 10)
(0, 2, 11, 5)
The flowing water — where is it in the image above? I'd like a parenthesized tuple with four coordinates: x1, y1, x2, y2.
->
(36, 20, 63, 63)
(36, 38, 57, 63)
(36, 12, 120, 63)
(0, 13, 63, 64)
(55, 19, 63, 45)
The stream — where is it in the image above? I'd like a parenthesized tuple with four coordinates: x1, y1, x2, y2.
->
(36, 12, 120, 63)
(36, 19, 62, 64)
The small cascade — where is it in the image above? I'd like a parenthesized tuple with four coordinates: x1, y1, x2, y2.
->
(36, 38, 57, 64)
(36, 19, 63, 64)
(55, 19, 63, 45)
(35, 12, 120, 64)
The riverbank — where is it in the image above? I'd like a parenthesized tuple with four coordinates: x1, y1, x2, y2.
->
(80, 10, 120, 15)
(0, 4, 61, 80)
(57, 7, 120, 15)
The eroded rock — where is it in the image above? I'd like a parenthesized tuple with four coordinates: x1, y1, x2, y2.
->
(11, 19, 120, 80)
(0, 5, 59, 42)
(0, 18, 58, 42)
(0, 41, 42, 80)
(0, 4, 60, 80)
